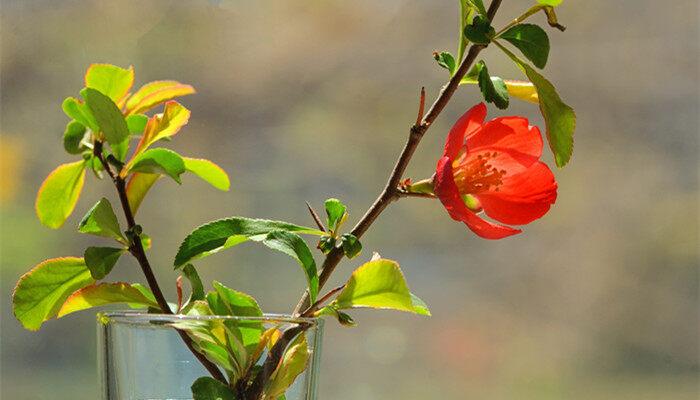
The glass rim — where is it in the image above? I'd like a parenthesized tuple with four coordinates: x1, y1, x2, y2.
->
(98, 311, 321, 326)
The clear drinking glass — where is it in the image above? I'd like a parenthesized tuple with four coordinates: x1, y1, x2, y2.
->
(98, 312, 323, 400)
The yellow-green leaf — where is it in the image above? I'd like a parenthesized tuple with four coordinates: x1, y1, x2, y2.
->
(84, 63, 134, 103)
(62, 97, 99, 132)
(78, 198, 126, 243)
(35, 161, 87, 229)
(332, 258, 430, 316)
(128, 148, 186, 183)
(184, 158, 230, 191)
(264, 334, 310, 399)
(126, 80, 196, 115)
(504, 80, 539, 104)
(537, 0, 562, 6)
(496, 41, 575, 167)
(126, 172, 160, 215)
(131, 101, 190, 158)
(57, 282, 158, 318)
(12, 257, 94, 330)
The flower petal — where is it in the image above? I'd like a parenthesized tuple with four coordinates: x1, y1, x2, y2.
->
(467, 116, 542, 168)
(478, 162, 557, 225)
(435, 157, 521, 239)
(443, 103, 487, 159)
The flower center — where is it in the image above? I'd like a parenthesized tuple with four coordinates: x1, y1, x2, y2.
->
(452, 151, 506, 194)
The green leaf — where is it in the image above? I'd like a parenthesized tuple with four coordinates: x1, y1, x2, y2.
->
(57, 282, 157, 318)
(78, 198, 125, 242)
(126, 80, 195, 115)
(259, 231, 319, 304)
(496, 42, 575, 166)
(463, 15, 495, 45)
(207, 281, 264, 351)
(332, 258, 430, 316)
(63, 121, 87, 154)
(324, 198, 347, 233)
(433, 51, 456, 76)
(474, 61, 509, 109)
(184, 157, 230, 191)
(12, 257, 95, 330)
(125, 172, 160, 215)
(340, 233, 362, 259)
(317, 235, 335, 254)
(62, 97, 99, 132)
(84, 63, 134, 103)
(466, 0, 487, 16)
(191, 376, 236, 400)
(537, 0, 562, 6)
(84, 247, 125, 280)
(82, 88, 130, 146)
(265, 334, 310, 399)
(126, 114, 149, 134)
(35, 160, 87, 229)
(128, 148, 186, 183)
(174, 217, 324, 267)
(183, 264, 205, 303)
(499, 24, 550, 69)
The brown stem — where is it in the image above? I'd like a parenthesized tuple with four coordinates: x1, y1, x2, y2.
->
(300, 284, 345, 317)
(293, 0, 503, 316)
(93, 142, 228, 385)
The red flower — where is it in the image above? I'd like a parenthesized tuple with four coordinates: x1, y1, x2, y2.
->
(433, 103, 557, 239)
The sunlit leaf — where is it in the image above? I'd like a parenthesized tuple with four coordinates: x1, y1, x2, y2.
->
(433, 51, 456, 76)
(174, 217, 325, 267)
(537, 0, 562, 6)
(264, 334, 310, 399)
(126, 80, 195, 115)
(63, 120, 87, 154)
(78, 198, 126, 243)
(207, 281, 264, 353)
(132, 101, 190, 157)
(84, 246, 125, 280)
(35, 160, 86, 229)
(332, 258, 430, 316)
(128, 148, 186, 183)
(57, 282, 157, 318)
(84, 63, 134, 103)
(184, 157, 230, 191)
(125, 114, 149, 134)
(82, 88, 130, 147)
(62, 97, 98, 132)
(12, 257, 94, 330)
(126, 172, 160, 215)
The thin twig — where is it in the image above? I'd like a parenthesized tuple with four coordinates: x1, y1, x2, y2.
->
(93, 142, 228, 385)
(300, 284, 345, 317)
(293, 0, 503, 317)
(415, 87, 426, 125)
(305, 201, 326, 232)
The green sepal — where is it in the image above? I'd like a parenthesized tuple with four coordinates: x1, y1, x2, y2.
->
(84, 246, 125, 280)
(317, 235, 335, 254)
(463, 15, 495, 45)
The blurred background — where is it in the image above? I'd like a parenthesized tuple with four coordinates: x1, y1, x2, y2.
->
(1, 0, 698, 399)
